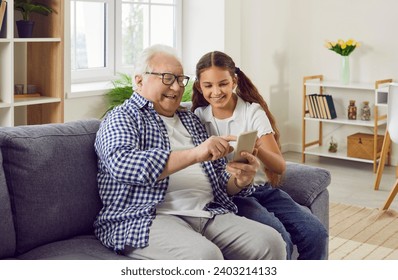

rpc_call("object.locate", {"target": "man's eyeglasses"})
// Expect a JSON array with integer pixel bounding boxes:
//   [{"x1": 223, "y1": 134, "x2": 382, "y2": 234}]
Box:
[{"x1": 145, "y1": 72, "x2": 190, "y2": 87}]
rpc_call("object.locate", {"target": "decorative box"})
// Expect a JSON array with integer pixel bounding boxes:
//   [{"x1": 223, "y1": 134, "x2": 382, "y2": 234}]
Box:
[{"x1": 347, "y1": 133, "x2": 384, "y2": 160}]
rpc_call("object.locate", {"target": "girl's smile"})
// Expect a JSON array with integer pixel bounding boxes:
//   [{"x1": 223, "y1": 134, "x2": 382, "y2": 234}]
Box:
[{"x1": 197, "y1": 66, "x2": 238, "y2": 118}]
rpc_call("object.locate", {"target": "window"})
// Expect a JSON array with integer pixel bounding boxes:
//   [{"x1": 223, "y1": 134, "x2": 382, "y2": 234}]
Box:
[{"x1": 70, "y1": 0, "x2": 180, "y2": 84}]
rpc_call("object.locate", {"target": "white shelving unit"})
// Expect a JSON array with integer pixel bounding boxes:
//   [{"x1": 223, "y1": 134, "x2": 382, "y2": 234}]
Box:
[
  {"x1": 0, "y1": 0, "x2": 64, "y2": 127},
  {"x1": 302, "y1": 75, "x2": 392, "y2": 172}
]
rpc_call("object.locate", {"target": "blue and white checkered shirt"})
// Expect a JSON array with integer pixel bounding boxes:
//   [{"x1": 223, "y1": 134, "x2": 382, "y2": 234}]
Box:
[{"x1": 93, "y1": 93, "x2": 253, "y2": 252}]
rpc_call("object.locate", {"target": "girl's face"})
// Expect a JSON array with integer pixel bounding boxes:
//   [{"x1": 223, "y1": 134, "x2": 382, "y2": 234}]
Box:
[{"x1": 197, "y1": 66, "x2": 237, "y2": 110}]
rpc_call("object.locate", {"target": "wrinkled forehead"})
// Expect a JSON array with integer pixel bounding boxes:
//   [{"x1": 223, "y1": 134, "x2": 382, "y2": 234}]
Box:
[{"x1": 149, "y1": 53, "x2": 184, "y2": 74}]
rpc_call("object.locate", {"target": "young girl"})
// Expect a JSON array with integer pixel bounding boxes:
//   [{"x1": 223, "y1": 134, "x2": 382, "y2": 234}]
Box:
[{"x1": 191, "y1": 51, "x2": 328, "y2": 260}]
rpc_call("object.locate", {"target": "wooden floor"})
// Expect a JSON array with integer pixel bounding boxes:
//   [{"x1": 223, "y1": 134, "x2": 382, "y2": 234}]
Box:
[
  {"x1": 329, "y1": 202, "x2": 398, "y2": 259},
  {"x1": 283, "y1": 152, "x2": 398, "y2": 211}
]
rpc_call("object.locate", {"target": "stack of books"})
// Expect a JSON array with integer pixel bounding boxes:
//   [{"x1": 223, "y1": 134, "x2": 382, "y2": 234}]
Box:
[{"x1": 306, "y1": 94, "x2": 337, "y2": 119}]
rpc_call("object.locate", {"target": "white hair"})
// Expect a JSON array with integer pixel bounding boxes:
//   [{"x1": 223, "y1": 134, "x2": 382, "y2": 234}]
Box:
[{"x1": 133, "y1": 44, "x2": 182, "y2": 78}]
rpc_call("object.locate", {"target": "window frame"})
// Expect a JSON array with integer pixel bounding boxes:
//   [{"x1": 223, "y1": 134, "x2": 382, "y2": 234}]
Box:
[
  {"x1": 70, "y1": 0, "x2": 115, "y2": 83},
  {"x1": 70, "y1": 0, "x2": 182, "y2": 86}
]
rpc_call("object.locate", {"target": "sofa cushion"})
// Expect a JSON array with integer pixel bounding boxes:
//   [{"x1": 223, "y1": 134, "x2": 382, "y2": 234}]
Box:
[
  {"x1": 279, "y1": 162, "x2": 331, "y2": 207},
  {"x1": 0, "y1": 151, "x2": 16, "y2": 258},
  {"x1": 17, "y1": 235, "x2": 128, "y2": 260},
  {"x1": 0, "y1": 119, "x2": 102, "y2": 255}
]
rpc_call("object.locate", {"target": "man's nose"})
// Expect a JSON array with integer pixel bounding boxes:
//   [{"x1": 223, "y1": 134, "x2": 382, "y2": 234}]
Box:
[{"x1": 170, "y1": 78, "x2": 181, "y2": 90}]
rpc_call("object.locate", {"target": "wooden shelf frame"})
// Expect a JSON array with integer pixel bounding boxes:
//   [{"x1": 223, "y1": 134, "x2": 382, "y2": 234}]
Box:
[
  {"x1": 302, "y1": 75, "x2": 392, "y2": 173},
  {"x1": 0, "y1": 0, "x2": 64, "y2": 127}
]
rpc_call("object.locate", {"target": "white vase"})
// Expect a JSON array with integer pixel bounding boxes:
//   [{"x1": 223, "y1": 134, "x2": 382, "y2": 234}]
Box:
[{"x1": 340, "y1": 56, "x2": 350, "y2": 85}]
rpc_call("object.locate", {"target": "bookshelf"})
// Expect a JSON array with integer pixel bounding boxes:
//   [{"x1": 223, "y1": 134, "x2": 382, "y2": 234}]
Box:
[
  {"x1": 0, "y1": 0, "x2": 64, "y2": 127},
  {"x1": 302, "y1": 75, "x2": 392, "y2": 172}
]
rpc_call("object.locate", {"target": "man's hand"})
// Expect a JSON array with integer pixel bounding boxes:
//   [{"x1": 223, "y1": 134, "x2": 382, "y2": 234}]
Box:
[{"x1": 193, "y1": 135, "x2": 235, "y2": 162}]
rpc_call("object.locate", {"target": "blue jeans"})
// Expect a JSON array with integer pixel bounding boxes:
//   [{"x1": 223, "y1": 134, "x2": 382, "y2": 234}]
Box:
[{"x1": 233, "y1": 183, "x2": 328, "y2": 260}]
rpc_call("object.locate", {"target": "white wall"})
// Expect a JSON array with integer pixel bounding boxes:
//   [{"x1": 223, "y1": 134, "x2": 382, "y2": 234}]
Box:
[
  {"x1": 181, "y1": 0, "x2": 242, "y2": 73},
  {"x1": 240, "y1": 0, "x2": 291, "y2": 149},
  {"x1": 181, "y1": 0, "x2": 226, "y2": 75},
  {"x1": 64, "y1": 95, "x2": 108, "y2": 122},
  {"x1": 284, "y1": 0, "x2": 398, "y2": 163}
]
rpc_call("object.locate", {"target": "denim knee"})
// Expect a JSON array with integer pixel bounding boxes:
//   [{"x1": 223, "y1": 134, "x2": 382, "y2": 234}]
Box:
[{"x1": 295, "y1": 221, "x2": 328, "y2": 260}]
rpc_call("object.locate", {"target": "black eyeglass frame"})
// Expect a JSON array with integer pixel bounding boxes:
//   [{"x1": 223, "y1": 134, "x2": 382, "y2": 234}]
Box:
[{"x1": 145, "y1": 72, "x2": 190, "y2": 87}]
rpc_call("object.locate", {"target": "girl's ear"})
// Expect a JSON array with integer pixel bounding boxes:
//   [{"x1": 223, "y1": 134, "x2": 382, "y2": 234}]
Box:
[
  {"x1": 194, "y1": 79, "x2": 202, "y2": 93},
  {"x1": 232, "y1": 76, "x2": 238, "y2": 91}
]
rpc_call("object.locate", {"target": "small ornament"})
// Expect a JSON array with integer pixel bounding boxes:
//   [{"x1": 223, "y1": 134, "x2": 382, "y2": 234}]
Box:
[
  {"x1": 361, "y1": 101, "x2": 371, "y2": 121},
  {"x1": 328, "y1": 137, "x2": 338, "y2": 153},
  {"x1": 348, "y1": 100, "x2": 357, "y2": 120}
]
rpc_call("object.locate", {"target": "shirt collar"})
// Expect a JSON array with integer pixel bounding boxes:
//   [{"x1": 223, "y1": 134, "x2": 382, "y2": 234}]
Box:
[{"x1": 131, "y1": 92, "x2": 154, "y2": 109}]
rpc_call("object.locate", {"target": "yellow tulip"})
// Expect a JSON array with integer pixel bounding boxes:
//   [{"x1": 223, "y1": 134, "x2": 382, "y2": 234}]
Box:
[{"x1": 325, "y1": 38, "x2": 360, "y2": 55}]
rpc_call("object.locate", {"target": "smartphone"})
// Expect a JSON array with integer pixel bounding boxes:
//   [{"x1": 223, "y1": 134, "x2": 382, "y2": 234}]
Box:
[{"x1": 232, "y1": 130, "x2": 258, "y2": 163}]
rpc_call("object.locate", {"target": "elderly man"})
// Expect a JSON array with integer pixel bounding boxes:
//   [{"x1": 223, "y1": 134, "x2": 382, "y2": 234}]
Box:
[{"x1": 94, "y1": 44, "x2": 286, "y2": 260}]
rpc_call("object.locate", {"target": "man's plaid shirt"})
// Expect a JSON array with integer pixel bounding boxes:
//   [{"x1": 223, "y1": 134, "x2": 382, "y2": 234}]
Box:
[{"x1": 93, "y1": 93, "x2": 253, "y2": 252}]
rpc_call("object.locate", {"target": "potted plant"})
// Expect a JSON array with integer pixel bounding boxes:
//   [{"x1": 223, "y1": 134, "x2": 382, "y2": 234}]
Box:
[
  {"x1": 328, "y1": 137, "x2": 338, "y2": 153},
  {"x1": 14, "y1": 0, "x2": 53, "y2": 38}
]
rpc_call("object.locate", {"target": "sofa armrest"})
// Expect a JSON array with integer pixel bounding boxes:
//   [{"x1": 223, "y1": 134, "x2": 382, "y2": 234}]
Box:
[{"x1": 278, "y1": 162, "x2": 331, "y2": 207}]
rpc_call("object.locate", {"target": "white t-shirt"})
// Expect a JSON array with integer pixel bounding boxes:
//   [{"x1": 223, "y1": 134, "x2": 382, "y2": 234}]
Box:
[
  {"x1": 194, "y1": 96, "x2": 274, "y2": 185},
  {"x1": 156, "y1": 114, "x2": 213, "y2": 218}
]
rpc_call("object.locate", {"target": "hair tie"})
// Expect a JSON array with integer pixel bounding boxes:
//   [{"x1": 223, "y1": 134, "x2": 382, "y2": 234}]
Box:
[{"x1": 235, "y1": 67, "x2": 241, "y2": 74}]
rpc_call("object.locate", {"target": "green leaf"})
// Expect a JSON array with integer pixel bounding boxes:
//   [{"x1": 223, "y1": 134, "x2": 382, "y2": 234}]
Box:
[
  {"x1": 181, "y1": 80, "x2": 194, "y2": 102},
  {"x1": 102, "y1": 73, "x2": 134, "y2": 118}
]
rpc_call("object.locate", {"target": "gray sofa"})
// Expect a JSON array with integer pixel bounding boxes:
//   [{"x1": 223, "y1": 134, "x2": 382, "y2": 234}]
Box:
[{"x1": 0, "y1": 119, "x2": 330, "y2": 260}]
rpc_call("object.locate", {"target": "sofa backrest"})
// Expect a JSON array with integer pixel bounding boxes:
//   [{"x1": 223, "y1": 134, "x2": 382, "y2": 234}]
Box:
[{"x1": 0, "y1": 119, "x2": 102, "y2": 256}]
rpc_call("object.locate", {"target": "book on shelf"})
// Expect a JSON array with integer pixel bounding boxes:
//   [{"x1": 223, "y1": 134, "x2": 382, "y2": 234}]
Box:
[
  {"x1": 311, "y1": 94, "x2": 321, "y2": 118},
  {"x1": 306, "y1": 95, "x2": 315, "y2": 117},
  {"x1": 317, "y1": 94, "x2": 327, "y2": 119},
  {"x1": 306, "y1": 94, "x2": 337, "y2": 119},
  {"x1": 325, "y1": 95, "x2": 337, "y2": 119},
  {"x1": 321, "y1": 95, "x2": 331, "y2": 119},
  {"x1": 0, "y1": 1, "x2": 6, "y2": 32},
  {"x1": 307, "y1": 94, "x2": 315, "y2": 117}
]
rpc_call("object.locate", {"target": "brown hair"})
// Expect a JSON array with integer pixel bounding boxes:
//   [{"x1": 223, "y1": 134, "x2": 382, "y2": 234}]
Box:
[{"x1": 192, "y1": 51, "x2": 282, "y2": 186}]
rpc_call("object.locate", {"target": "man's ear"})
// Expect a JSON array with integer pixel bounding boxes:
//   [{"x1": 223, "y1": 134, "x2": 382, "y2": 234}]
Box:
[{"x1": 135, "y1": 75, "x2": 143, "y2": 88}]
